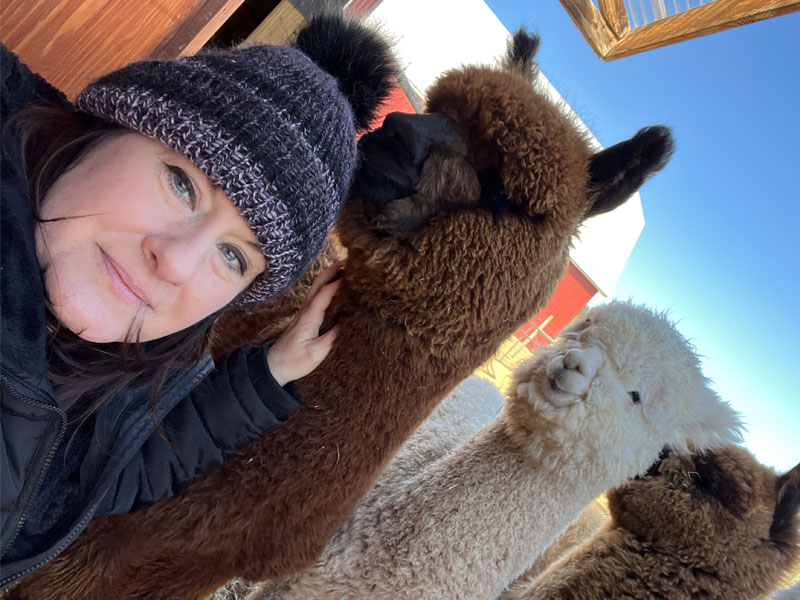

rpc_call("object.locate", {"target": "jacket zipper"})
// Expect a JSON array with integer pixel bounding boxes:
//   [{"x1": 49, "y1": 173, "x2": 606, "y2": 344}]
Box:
[
  {"x1": 0, "y1": 373, "x2": 67, "y2": 569},
  {"x1": 0, "y1": 505, "x2": 97, "y2": 587}
]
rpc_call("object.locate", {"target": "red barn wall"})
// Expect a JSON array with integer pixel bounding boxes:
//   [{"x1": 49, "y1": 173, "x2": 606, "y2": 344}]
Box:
[
  {"x1": 344, "y1": 0, "x2": 384, "y2": 18},
  {"x1": 365, "y1": 85, "x2": 416, "y2": 133}
]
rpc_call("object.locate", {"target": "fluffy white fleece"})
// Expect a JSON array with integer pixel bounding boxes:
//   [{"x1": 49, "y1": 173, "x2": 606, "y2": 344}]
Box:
[{"x1": 244, "y1": 301, "x2": 743, "y2": 600}]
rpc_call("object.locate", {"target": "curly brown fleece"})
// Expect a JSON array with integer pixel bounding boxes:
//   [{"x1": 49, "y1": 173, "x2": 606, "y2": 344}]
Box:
[
  {"x1": 11, "y1": 30, "x2": 673, "y2": 600},
  {"x1": 508, "y1": 446, "x2": 800, "y2": 600}
]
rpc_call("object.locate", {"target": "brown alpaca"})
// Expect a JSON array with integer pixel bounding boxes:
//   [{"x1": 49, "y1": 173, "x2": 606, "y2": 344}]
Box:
[
  {"x1": 10, "y1": 30, "x2": 674, "y2": 600},
  {"x1": 507, "y1": 446, "x2": 800, "y2": 600}
]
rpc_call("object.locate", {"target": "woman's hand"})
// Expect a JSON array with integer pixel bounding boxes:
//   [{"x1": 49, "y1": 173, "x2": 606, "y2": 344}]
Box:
[{"x1": 266, "y1": 262, "x2": 343, "y2": 387}]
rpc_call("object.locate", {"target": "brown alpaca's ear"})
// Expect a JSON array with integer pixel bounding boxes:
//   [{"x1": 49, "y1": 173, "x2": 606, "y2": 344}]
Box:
[
  {"x1": 770, "y1": 462, "x2": 800, "y2": 553},
  {"x1": 690, "y1": 452, "x2": 750, "y2": 517},
  {"x1": 502, "y1": 28, "x2": 541, "y2": 81},
  {"x1": 585, "y1": 126, "x2": 674, "y2": 218}
]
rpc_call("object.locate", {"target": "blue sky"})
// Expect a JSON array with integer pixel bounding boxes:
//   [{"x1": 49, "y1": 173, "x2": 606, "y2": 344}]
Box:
[{"x1": 484, "y1": 2, "x2": 799, "y2": 472}]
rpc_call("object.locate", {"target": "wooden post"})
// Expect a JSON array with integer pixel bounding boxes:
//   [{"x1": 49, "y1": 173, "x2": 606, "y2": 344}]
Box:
[
  {"x1": 559, "y1": 0, "x2": 620, "y2": 57},
  {"x1": 559, "y1": 0, "x2": 800, "y2": 61},
  {"x1": 598, "y1": 0, "x2": 631, "y2": 37},
  {"x1": 604, "y1": 0, "x2": 800, "y2": 60},
  {"x1": 243, "y1": 0, "x2": 307, "y2": 46},
  {"x1": 152, "y1": 0, "x2": 246, "y2": 58}
]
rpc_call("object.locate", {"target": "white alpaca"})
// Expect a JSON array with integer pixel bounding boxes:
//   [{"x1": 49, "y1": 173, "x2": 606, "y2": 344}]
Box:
[{"x1": 245, "y1": 301, "x2": 744, "y2": 600}]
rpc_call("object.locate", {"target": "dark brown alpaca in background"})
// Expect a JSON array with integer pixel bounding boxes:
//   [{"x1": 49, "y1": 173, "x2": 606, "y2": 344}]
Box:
[
  {"x1": 11, "y1": 29, "x2": 674, "y2": 600},
  {"x1": 508, "y1": 446, "x2": 800, "y2": 600}
]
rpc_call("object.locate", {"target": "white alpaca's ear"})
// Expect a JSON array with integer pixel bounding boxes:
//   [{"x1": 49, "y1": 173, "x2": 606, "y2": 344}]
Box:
[{"x1": 674, "y1": 387, "x2": 745, "y2": 452}]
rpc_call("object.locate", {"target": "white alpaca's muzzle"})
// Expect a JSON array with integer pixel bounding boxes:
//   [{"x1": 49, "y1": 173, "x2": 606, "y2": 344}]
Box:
[{"x1": 542, "y1": 345, "x2": 605, "y2": 406}]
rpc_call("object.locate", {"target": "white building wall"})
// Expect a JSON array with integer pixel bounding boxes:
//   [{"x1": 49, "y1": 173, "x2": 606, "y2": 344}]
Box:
[{"x1": 367, "y1": 0, "x2": 644, "y2": 296}]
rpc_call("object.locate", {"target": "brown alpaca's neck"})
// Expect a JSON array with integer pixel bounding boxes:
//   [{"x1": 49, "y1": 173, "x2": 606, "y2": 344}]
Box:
[{"x1": 299, "y1": 280, "x2": 523, "y2": 447}]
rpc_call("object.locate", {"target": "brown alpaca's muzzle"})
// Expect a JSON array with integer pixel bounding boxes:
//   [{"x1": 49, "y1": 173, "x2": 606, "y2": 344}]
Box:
[{"x1": 353, "y1": 112, "x2": 464, "y2": 207}]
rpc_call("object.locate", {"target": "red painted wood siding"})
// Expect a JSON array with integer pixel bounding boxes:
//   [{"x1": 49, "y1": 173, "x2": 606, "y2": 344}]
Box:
[
  {"x1": 344, "y1": 0, "x2": 384, "y2": 18},
  {"x1": 366, "y1": 85, "x2": 416, "y2": 132},
  {"x1": 514, "y1": 261, "x2": 598, "y2": 352}
]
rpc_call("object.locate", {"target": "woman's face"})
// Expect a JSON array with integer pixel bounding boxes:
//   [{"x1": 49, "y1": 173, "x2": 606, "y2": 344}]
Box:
[{"x1": 36, "y1": 133, "x2": 266, "y2": 343}]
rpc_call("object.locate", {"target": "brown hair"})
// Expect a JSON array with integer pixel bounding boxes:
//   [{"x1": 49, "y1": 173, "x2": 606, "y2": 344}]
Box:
[{"x1": 8, "y1": 102, "x2": 217, "y2": 420}]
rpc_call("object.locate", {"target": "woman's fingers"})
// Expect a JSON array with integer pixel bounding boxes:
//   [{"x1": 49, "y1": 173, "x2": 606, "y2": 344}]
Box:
[
  {"x1": 265, "y1": 265, "x2": 343, "y2": 387},
  {"x1": 304, "y1": 261, "x2": 344, "y2": 304},
  {"x1": 300, "y1": 279, "x2": 341, "y2": 332},
  {"x1": 307, "y1": 324, "x2": 339, "y2": 364}
]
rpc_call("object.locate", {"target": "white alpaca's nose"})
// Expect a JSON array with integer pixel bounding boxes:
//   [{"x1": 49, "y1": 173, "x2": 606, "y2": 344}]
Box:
[
  {"x1": 563, "y1": 347, "x2": 602, "y2": 378},
  {"x1": 543, "y1": 345, "x2": 605, "y2": 403}
]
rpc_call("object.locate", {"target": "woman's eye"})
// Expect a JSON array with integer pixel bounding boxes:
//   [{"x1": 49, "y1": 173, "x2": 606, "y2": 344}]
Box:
[
  {"x1": 219, "y1": 244, "x2": 248, "y2": 276},
  {"x1": 167, "y1": 165, "x2": 196, "y2": 207}
]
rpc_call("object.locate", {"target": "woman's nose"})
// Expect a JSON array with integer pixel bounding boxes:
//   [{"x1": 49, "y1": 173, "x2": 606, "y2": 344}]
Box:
[{"x1": 141, "y1": 231, "x2": 206, "y2": 286}]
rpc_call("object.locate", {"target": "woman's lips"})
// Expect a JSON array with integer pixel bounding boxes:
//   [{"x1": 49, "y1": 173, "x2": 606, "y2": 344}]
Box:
[{"x1": 101, "y1": 249, "x2": 152, "y2": 308}]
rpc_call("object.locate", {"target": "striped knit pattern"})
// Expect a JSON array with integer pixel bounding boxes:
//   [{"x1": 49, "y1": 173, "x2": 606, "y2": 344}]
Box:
[{"x1": 76, "y1": 45, "x2": 356, "y2": 306}]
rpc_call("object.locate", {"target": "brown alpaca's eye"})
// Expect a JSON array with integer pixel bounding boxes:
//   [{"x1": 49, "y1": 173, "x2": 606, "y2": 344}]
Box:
[{"x1": 629, "y1": 391, "x2": 641, "y2": 404}]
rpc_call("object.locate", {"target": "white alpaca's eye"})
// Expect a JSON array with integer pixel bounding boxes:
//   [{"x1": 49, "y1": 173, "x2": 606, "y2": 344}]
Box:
[{"x1": 628, "y1": 391, "x2": 641, "y2": 404}]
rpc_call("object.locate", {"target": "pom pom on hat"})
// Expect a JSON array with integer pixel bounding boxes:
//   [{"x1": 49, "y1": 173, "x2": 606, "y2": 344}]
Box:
[
  {"x1": 76, "y1": 13, "x2": 396, "y2": 308},
  {"x1": 294, "y1": 14, "x2": 396, "y2": 131}
]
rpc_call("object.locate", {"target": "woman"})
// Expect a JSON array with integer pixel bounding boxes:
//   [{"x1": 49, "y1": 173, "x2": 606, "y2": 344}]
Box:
[{"x1": 0, "y1": 15, "x2": 395, "y2": 586}]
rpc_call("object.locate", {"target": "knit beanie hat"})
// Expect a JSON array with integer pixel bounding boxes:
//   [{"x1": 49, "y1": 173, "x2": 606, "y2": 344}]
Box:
[{"x1": 75, "y1": 14, "x2": 395, "y2": 307}]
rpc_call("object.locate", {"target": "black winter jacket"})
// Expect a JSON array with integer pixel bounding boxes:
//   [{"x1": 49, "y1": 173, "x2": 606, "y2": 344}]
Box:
[{"x1": 0, "y1": 45, "x2": 301, "y2": 586}]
